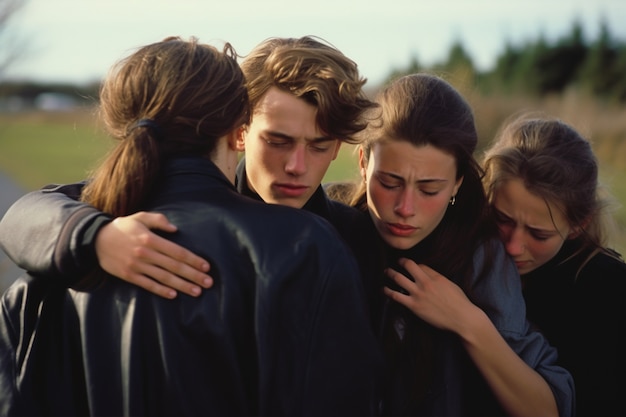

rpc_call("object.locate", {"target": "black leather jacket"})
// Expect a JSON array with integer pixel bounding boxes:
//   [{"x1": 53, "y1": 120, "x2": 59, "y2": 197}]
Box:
[
  {"x1": 236, "y1": 159, "x2": 386, "y2": 327},
  {"x1": 0, "y1": 159, "x2": 386, "y2": 323},
  {"x1": 0, "y1": 157, "x2": 384, "y2": 416}
]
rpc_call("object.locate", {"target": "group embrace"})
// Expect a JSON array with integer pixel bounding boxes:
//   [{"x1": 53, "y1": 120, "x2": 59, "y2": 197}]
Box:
[{"x1": 0, "y1": 35, "x2": 624, "y2": 417}]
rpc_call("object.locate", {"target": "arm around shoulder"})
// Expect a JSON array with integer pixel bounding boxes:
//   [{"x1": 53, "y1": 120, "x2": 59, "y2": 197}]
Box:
[{"x1": 0, "y1": 183, "x2": 111, "y2": 280}]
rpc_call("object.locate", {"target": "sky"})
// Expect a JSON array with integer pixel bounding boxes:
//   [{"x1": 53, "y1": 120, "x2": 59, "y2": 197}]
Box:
[{"x1": 4, "y1": 0, "x2": 626, "y2": 88}]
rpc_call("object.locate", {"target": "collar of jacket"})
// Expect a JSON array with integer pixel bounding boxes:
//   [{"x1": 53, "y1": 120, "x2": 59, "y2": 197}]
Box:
[
  {"x1": 235, "y1": 157, "x2": 333, "y2": 222},
  {"x1": 159, "y1": 156, "x2": 236, "y2": 195}
]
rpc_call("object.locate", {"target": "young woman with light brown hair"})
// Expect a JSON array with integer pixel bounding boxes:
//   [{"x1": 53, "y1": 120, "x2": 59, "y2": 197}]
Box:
[{"x1": 482, "y1": 114, "x2": 626, "y2": 417}]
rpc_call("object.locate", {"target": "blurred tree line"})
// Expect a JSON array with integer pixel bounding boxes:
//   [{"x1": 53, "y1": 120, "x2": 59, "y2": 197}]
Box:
[
  {"x1": 1, "y1": 19, "x2": 626, "y2": 105},
  {"x1": 0, "y1": 80, "x2": 100, "y2": 107},
  {"x1": 387, "y1": 19, "x2": 626, "y2": 103}
]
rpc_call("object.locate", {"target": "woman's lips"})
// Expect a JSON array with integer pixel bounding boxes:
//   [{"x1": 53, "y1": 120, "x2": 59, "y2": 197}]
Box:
[{"x1": 387, "y1": 222, "x2": 417, "y2": 237}]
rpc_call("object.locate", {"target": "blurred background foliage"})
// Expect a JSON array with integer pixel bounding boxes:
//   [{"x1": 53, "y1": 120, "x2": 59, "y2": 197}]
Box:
[{"x1": 0, "y1": 17, "x2": 625, "y2": 254}]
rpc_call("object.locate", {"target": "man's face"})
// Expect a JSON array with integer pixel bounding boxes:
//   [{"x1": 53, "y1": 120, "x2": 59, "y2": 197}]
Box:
[{"x1": 238, "y1": 87, "x2": 341, "y2": 209}]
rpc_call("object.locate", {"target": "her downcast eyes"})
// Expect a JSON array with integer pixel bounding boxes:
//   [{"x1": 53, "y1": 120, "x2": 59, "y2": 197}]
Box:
[
  {"x1": 379, "y1": 181, "x2": 395, "y2": 190},
  {"x1": 530, "y1": 232, "x2": 551, "y2": 242},
  {"x1": 494, "y1": 211, "x2": 552, "y2": 241},
  {"x1": 494, "y1": 210, "x2": 514, "y2": 225},
  {"x1": 377, "y1": 178, "x2": 440, "y2": 196},
  {"x1": 376, "y1": 175, "x2": 400, "y2": 190},
  {"x1": 421, "y1": 190, "x2": 438, "y2": 196}
]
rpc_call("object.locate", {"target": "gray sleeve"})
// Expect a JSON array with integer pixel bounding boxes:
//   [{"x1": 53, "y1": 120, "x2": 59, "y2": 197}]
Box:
[
  {"x1": 0, "y1": 184, "x2": 111, "y2": 282},
  {"x1": 470, "y1": 240, "x2": 575, "y2": 417}
]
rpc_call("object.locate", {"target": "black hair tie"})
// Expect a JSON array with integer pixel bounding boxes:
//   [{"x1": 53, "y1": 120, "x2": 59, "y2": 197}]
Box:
[{"x1": 128, "y1": 118, "x2": 164, "y2": 141}]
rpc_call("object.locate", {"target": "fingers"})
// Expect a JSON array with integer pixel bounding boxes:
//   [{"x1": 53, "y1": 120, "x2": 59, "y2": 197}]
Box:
[
  {"x1": 128, "y1": 274, "x2": 178, "y2": 299},
  {"x1": 409, "y1": 262, "x2": 438, "y2": 278},
  {"x1": 129, "y1": 262, "x2": 205, "y2": 298},
  {"x1": 124, "y1": 243, "x2": 213, "y2": 296},
  {"x1": 96, "y1": 213, "x2": 213, "y2": 299},
  {"x1": 384, "y1": 267, "x2": 415, "y2": 295},
  {"x1": 130, "y1": 211, "x2": 178, "y2": 233},
  {"x1": 148, "y1": 236, "x2": 211, "y2": 278},
  {"x1": 398, "y1": 258, "x2": 431, "y2": 282}
]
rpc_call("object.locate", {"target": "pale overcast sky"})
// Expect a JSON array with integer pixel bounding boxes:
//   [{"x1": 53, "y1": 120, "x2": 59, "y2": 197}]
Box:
[{"x1": 4, "y1": 0, "x2": 626, "y2": 87}]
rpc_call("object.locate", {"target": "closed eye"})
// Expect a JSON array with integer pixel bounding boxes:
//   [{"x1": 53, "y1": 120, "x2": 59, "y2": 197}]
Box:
[
  {"x1": 528, "y1": 229, "x2": 555, "y2": 241},
  {"x1": 264, "y1": 138, "x2": 290, "y2": 147},
  {"x1": 494, "y1": 210, "x2": 515, "y2": 226},
  {"x1": 309, "y1": 142, "x2": 333, "y2": 152},
  {"x1": 376, "y1": 173, "x2": 402, "y2": 189}
]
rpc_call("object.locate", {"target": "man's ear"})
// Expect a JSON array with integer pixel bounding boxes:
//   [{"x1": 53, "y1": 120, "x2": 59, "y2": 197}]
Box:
[{"x1": 235, "y1": 126, "x2": 246, "y2": 152}]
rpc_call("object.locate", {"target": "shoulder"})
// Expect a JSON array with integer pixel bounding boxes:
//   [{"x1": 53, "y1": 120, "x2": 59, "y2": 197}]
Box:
[
  {"x1": 40, "y1": 181, "x2": 88, "y2": 199},
  {"x1": 321, "y1": 184, "x2": 369, "y2": 227},
  {"x1": 468, "y1": 238, "x2": 527, "y2": 325},
  {"x1": 247, "y1": 199, "x2": 350, "y2": 246},
  {"x1": 578, "y1": 249, "x2": 626, "y2": 288},
  {"x1": 326, "y1": 197, "x2": 367, "y2": 222},
  {"x1": 471, "y1": 237, "x2": 513, "y2": 272}
]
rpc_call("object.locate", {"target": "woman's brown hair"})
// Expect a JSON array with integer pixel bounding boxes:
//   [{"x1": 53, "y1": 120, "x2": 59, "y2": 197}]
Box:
[
  {"x1": 81, "y1": 36, "x2": 249, "y2": 216},
  {"x1": 353, "y1": 73, "x2": 496, "y2": 286}
]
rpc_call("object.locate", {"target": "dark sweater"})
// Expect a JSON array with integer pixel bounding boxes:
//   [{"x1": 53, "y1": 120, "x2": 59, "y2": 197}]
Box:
[{"x1": 522, "y1": 240, "x2": 626, "y2": 417}]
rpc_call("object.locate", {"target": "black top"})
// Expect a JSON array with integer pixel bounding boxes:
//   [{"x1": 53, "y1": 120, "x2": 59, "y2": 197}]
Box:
[
  {"x1": 522, "y1": 240, "x2": 626, "y2": 417},
  {"x1": 0, "y1": 157, "x2": 384, "y2": 416},
  {"x1": 236, "y1": 158, "x2": 386, "y2": 328}
]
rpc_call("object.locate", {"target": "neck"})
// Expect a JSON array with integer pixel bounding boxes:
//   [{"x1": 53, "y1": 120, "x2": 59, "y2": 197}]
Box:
[{"x1": 211, "y1": 136, "x2": 239, "y2": 185}]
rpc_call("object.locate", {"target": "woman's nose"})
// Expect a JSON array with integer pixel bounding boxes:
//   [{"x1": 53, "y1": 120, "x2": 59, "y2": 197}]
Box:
[{"x1": 394, "y1": 189, "x2": 415, "y2": 218}]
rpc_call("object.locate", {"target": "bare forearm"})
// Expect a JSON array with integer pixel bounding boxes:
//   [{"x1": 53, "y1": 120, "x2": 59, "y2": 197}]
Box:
[{"x1": 459, "y1": 308, "x2": 558, "y2": 417}]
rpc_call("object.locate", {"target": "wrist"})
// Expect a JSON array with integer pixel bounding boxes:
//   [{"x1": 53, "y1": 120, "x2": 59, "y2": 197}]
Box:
[{"x1": 456, "y1": 305, "x2": 490, "y2": 346}]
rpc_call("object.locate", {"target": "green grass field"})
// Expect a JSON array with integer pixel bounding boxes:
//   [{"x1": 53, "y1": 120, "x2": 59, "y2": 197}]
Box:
[
  {"x1": 0, "y1": 109, "x2": 112, "y2": 188},
  {"x1": 1, "y1": 106, "x2": 625, "y2": 255}
]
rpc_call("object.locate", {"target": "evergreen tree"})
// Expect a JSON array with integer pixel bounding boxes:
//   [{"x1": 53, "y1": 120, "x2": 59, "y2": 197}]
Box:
[
  {"x1": 436, "y1": 40, "x2": 476, "y2": 90},
  {"x1": 489, "y1": 40, "x2": 523, "y2": 93},
  {"x1": 578, "y1": 18, "x2": 619, "y2": 97},
  {"x1": 511, "y1": 34, "x2": 550, "y2": 95},
  {"x1": 611, "y1": 45, "x2": 626, "y2": 102}
]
